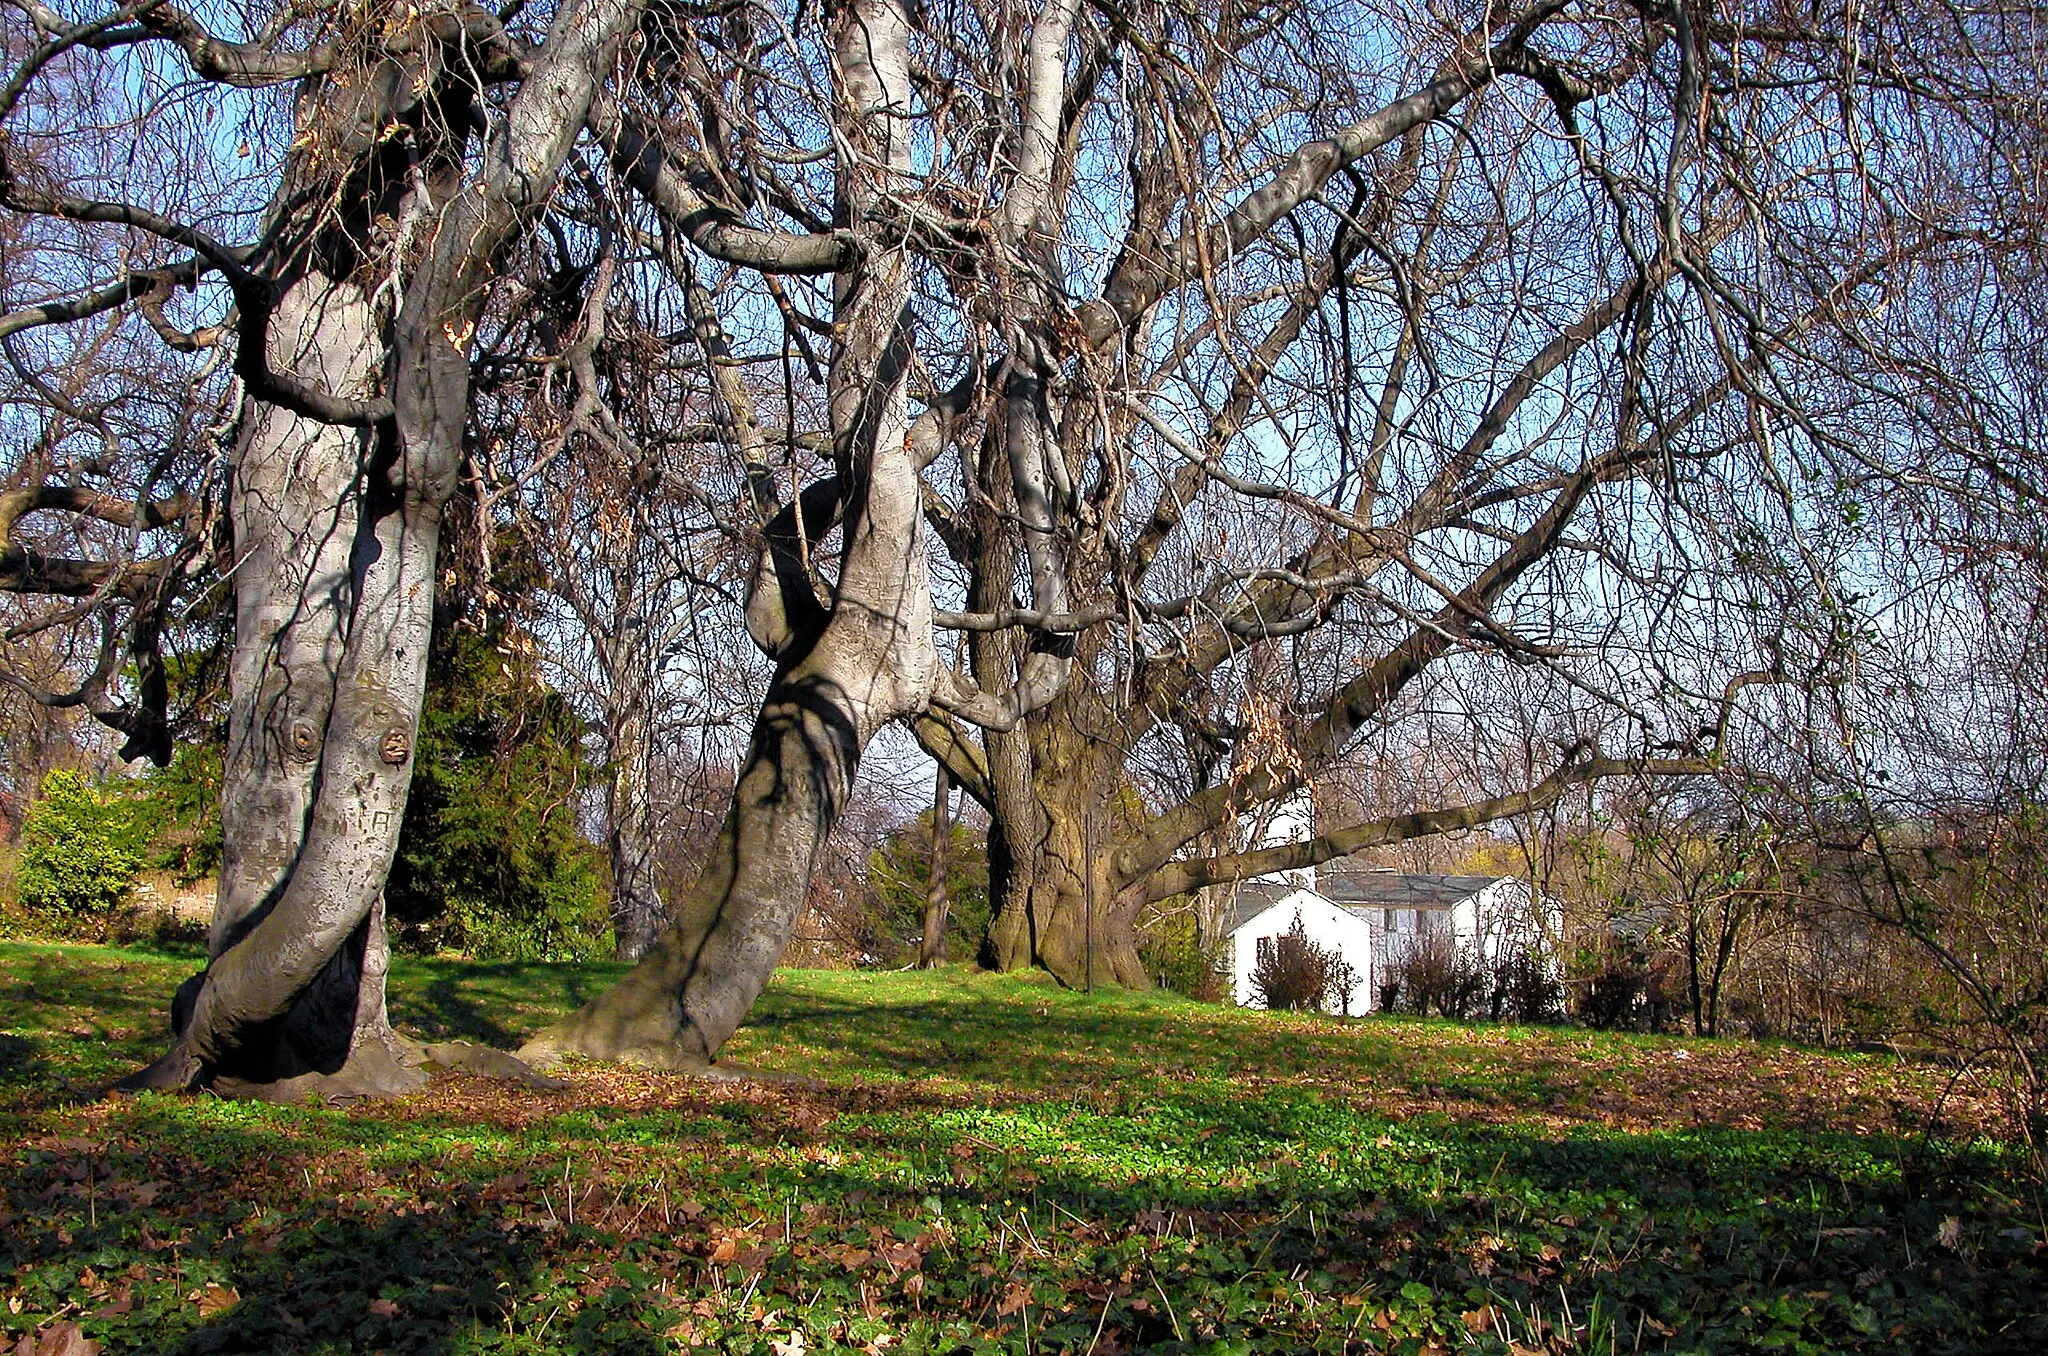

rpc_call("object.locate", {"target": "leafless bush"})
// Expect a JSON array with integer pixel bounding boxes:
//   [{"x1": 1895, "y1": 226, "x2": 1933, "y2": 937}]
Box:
[
  {"x1": 1570, "y1": 938, "x2": 1682, "y2": 1032},
  {"x1": 1381, "y1": 932, "x2": 1484, "y2": 1019},
  {"x1": 1487, "y1": 950, "x2": 1566, "y2": 1024},
  {"x1": 1251, "y1": 917, "x2": 1359, "y2": 1014}
]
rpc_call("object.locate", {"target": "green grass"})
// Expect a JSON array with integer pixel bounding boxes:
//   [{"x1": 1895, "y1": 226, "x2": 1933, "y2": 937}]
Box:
[{"x1": 2, "y1": 942, "x2": 2043, "y2": 1354}]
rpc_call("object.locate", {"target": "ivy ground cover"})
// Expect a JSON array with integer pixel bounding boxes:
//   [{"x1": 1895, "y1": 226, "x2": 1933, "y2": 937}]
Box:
[{"x1": 2, "y1": 942, "x2": 2043, "y2": 1354}]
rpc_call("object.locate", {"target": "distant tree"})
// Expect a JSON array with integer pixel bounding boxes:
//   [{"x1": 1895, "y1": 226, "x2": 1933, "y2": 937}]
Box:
[
  {"x1": 15, "y1": 769, "x2": 146, "y2": 915},
  {"x1": 385, "y1": 589, "x2": 606, "y2": 962},
  {"x1": 867, "y1": 808, "x2": 990, "y2": 968},
  {"x1": 483, "y1": 310, "x2": 762, "y2": 962}
]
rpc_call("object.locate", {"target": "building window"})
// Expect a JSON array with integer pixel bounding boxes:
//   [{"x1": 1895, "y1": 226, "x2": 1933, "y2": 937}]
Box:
[{"x1": 1255, "y1": 935, "x2": 1275, "y2": 965}]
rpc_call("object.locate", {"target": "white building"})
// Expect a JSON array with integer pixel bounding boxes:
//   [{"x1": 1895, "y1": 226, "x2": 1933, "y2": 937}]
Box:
[
  {"x1": 1226, "y1": 880, "x2": 1377, "y2": 1015},
  {"x1": 1225, "y1": 859, "x2": 1561, "y2": 1014}
]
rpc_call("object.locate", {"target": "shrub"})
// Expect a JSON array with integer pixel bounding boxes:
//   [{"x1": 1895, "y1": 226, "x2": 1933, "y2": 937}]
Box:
[
  {"x1": 1251, "y1": 915, "x2": 1360, "y2": 1013},
  {"x1": 1381, "y1": 931, "x2": 1484, "y2": 1018},
  {"x1": 1571, "y1": 939, "x2": 1647, "y2": 1029},
  {"x1": 1570, "y1": 937, "x2": 1683, "y2": 1031},
  {"x1": 138, "y1": 745, "x2": 224, "y2": 882},
  {"x1": 866, "y1": 813, "x2": 991, "y2": 966},
  {"x1": 1487, "y1": 948, "x2": 1567, "y2": 1024},
  {"x1": 1140, "y1": 911, "x2": 1229, "y2": 1001},
  {"x1": 385, "y1": 623, "x2": 609, "y2": 960},
  {"x1": 16, "y1": 770, "x2": 149, "y2": 919}
]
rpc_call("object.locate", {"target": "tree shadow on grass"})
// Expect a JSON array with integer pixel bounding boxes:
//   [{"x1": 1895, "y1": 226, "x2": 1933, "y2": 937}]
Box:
[
  {"x1": 4, "y1": 1121, "x2": 670, "y2": 1355},
  {"x1": 388, "y1": 960, "x2": 617, "y2": 1048},
  {"x1": 171, "y1": 1203, "x2": 674, "y2": 1356},
  {"x1": 174, "y1": 1205, "x2": 559, "y2": 1355},
  {"x1": 766, "y1": 1090, "x2": 2046, "y2": 1354},
  {"x1": 0, "y1": 950, "x2": 181, "y2": 1104},
  {"x1": 0, "y1": 1034, "x2": 34, "y2": 1095}
]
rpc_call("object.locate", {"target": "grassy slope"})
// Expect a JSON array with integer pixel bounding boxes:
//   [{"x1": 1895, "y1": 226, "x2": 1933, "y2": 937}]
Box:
[{"x1": 0, "y1": 941, "x2": 2041, "y2": 1355}]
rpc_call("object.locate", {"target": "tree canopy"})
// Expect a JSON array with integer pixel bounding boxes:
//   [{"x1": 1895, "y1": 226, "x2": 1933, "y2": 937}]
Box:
[{"x1": 0, "y1": 0, "x2": 2042, "y2": 1091}]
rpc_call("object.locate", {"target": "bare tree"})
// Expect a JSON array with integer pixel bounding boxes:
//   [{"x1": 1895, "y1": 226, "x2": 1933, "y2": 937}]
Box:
[
  {"x1": 896, "y1": 0, "x2": 2048, "y2": 987},
  {"x1": 480, "y1": 286, "x2": 762, "y2": 961},
  {"x1": 2, "y1": 0, "x2": 700, "y2": 1094},
  {"x1": 5, "y1": 0, "x2": 2042, "y2": 1093}
]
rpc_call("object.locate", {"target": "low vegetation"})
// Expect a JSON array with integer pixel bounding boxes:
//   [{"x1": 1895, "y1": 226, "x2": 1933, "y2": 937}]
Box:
[{"x1": 4, "y1": 943, "x2": 2043, "y2": 1354}]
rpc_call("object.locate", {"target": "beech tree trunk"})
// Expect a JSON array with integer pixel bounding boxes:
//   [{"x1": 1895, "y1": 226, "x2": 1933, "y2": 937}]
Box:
[
  {"x1": 918, "y1": 763, "x2": 951, "y2": 967},
  {"x1": 117, "y1": 0, "x2": 646, "y2": 1096},
  {"x1": 139, "y1": 271, "x2": 445, "y2": 1098},
  {"x1": 517, "y1": 422, "x2": 939, "y2": 1066},
  {"x1": 183, "y1": 274, "x2": 425, "y2": 1092},
  {"x1": 519, "y1": 0, "x2": 937, "y2": 1071},
  {"x1": 981, "y1": 700, "x2": 1149, "y2": 989}
]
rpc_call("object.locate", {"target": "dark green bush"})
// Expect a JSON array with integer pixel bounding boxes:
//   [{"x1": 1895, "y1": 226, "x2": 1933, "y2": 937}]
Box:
[
  {"x1": 138, "y1": 745, "x2": 224, "y2": 882},
  {"x1": 15, "y1": 770, "x2": 150, "y2": 918},
  {"x1": 385, "y1": 623, "x2": 609, "y2": 961}
]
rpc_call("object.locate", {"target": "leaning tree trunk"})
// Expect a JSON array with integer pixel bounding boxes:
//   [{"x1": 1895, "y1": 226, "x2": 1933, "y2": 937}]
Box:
[
  {"x1": 185, "y1": 273, "x2": 402, "y2": 1087},
  {"x1": 519, "y1": 0, "x2": 934, "y2": 1071},
  {"x1": 115, "y1": 0, "x2": 648, "y2": 1098},
  {"x1": 517, "y1": 422, "x2": 939, "y2": 1068}
]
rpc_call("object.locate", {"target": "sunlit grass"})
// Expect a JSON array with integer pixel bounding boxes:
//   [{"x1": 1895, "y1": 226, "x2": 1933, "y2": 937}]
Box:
[{"x1": 2, "y1": 942, "x2": 2041, "y2": 1354}]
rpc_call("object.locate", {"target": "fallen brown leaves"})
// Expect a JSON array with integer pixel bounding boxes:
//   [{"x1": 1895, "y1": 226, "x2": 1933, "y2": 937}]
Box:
[
  {"x1": 10, "y1": 1322, "x2": 94, "y2": 1356},
  {"x1": 1212, "y1": 1021, "x2": 2007, "y2": 1142},
  {"x1": 340, "y1": 1025, "x2": 2009, "y2": 1149}
]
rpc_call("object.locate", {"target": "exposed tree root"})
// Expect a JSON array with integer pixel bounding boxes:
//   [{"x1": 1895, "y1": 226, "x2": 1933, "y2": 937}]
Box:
[
  {"x1": 211, "y1": 1035, "x2": 433, "y2": 1104},
  {"x1": 517, "y1": 1023, "x2": 820, "y2": 1089},
  {"x1": 111, "y1": 1046, "x2": 205, "y2": 1095},
  {"x1": 109, "y1": 1034, "x2": 569, "y2": 1104},
  {"x1": 416, "y1": 1041, "x2": 570, "y2": 1090}
]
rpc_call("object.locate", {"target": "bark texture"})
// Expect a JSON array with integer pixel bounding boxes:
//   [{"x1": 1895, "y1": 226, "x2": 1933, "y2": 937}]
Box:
[
  {"x1": 520, "y1": 0, "x2": 938, "y2": 1070},
  {"x1": 116, "y1": 0, "x2": 648, "y2": 1097}
]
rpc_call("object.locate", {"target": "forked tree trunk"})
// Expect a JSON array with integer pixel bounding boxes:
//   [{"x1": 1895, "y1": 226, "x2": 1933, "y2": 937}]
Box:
[
  {"x1": 138, "y1": 272, "x2": 442, "y2": 1098},
  {"x1": 519, "y1": 0, "x2": 935, "y2": 1071},
  {"x1": 115, "y1": 0, "x2": 649, "y2": 1098}
]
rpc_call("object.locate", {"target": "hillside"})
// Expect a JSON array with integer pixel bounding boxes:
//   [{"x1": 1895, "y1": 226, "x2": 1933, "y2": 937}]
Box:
[{"x1": 2, "y1": 943, "x2": 2042, "y2": 1353}]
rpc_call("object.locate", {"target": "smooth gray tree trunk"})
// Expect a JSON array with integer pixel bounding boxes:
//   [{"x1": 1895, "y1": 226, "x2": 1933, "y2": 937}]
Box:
[
  {"x1": 519, "y1": 0, "x2": 936, "y2": 1071},
  {"x1": 919, "y1": 763, "x2": 952, "y2": 967},
  {"x1": 605, "y1": 664, "x2": 666, "y2": 961}
]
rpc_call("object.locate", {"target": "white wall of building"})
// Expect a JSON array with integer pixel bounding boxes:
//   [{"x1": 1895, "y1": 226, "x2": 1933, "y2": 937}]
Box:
[
  {"x1": 1250, "y1": 790, "x2": 1318, "y2": 894},
  {"x1": 1229, "y1": 891, "x2": 1376, "y2": 1015},
  {"x1": 1460, "y1": 879, "x2": 1564, "y2": 966}
]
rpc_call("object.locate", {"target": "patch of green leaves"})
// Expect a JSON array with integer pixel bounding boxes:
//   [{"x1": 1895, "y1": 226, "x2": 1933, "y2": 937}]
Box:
[{"x1": 3, "y1": 945, "x2": 2044, "y2": 1354}]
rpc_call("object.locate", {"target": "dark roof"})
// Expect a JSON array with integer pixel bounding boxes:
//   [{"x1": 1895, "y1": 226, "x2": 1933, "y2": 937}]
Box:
[
  {"x1": 1605, "y1": 901, "x2": 1674, "y2": 941},
  {"x1": 1223, "y1": 870, "x2": 1513, "y2": 933},
  {"x1": 1315, "y1": 870, "x2": 1504, "y2": 910},
  {"x1": 1222, "y1": 879, "x2": 1301, "y2": 933}
]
